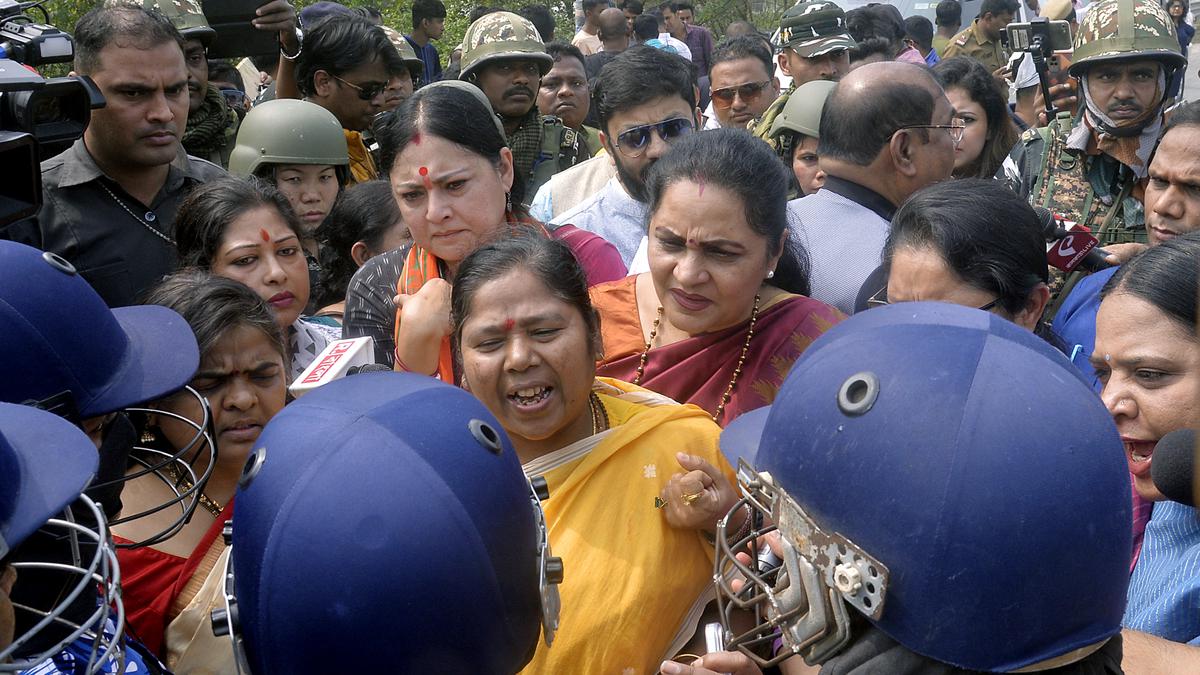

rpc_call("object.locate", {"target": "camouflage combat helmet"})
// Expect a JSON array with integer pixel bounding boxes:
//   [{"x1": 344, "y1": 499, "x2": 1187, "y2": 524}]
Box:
[
  {"x1": 460, "y1": 11, "x2": 553, "y2": 81},
  {"x1": 106, "y1": 0, "x2": 216, "y2": 44},
  {"x1": 381, "y1": 25, "x2": 424, "y2": 77},
  {"x1": 228, "y1": 99, "x2": 350, "y2": 178},
  {"x1": 770, "y1": 79, "x2": 836, "y2": 139},
  {"x1": 1069, "y1": 0, "x2": 1184, "y2": 76},
  {"x1": 776, "y1": 0, "x2": 856, "y2": 57}
]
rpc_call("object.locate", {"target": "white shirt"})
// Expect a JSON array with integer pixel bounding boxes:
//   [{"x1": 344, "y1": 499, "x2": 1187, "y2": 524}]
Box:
[{"x1": 552, "y1": 176, "x2": 647, "y2": 268}]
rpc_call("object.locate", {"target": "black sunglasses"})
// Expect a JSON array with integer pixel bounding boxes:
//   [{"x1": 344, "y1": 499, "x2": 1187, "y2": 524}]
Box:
[
  {"x1": 711, "y1": 80, "x2": 772, "y2": 107},
  {"x1": 613, "y1": 117, "x2": 695, "y2": 158},
  {"x1": 331, "y1": 74, "x2": 387, "y2": 101}
]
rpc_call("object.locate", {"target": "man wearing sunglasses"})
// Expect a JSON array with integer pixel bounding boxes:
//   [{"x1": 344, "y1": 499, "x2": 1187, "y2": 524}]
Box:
[
  {"x1": 707, "y1": 36, "x2": 778, "y2": 129},
  {"x1": 788, "y1": 61, "x2": 958, "y2": 314},
  {"x1": 295, "y1": 14, "x2": 405, "y2": 183},
  {"x1": 552, "y1": 45, "x2": 700, "y2": 269}
]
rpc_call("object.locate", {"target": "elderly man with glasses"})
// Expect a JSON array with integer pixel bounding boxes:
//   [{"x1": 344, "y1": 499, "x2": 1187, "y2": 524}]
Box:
[{"x1": 787, "y1": 61, "x2": 960, "y2": 314}]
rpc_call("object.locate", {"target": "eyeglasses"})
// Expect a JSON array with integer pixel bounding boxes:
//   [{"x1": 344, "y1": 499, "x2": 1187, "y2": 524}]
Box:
[
  {"x1": 867, "y1": 286, "x2": 1002, "y2": 312},
  {"x1": 613, "y1": 117, "x2": 695, "y2": 158},
  {"x1": 897, "y1": 117, "x2": 969, "y2": 142},
  {"x1": 896, "y1": 117, "x2": 967, "y2": 144},
  {"x1": 711, "y1": 80, "x2": 773, "y2": 108},
  {"x1": 330, "y1": 73, "x2": 388, "y2": 101}
]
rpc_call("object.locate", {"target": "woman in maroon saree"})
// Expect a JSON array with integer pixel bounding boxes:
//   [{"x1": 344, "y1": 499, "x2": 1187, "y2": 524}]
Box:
[{"x1": 591, "y1": 130, "x2": 843, "y2": 426}]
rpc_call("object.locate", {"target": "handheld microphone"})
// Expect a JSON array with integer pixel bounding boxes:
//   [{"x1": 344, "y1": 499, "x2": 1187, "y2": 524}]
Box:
[
  {"x1": 1035, "y1": 207, "x2": 1113, "y2": 274},
  {"x1": 288, "y1": 336, "x2": 377, "y2": 398},
  {"x1": 1150, "y1": 429, "x2": 1197, "y2": 507}
]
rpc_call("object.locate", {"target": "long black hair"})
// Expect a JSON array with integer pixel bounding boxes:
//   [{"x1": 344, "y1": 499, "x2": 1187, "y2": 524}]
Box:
[
  {"x1": 644, "y1": 128, "x2": 811, "y2": 296},
  {"x1": 174, "y1": 176, "x2": 303, "y2": 270},
  {"x1": 314, "y1": 180, "x2": 407, "y2": 307},
  {"x1": 933, "y1": 56, "x2": 1020, "y2": 179},
  {"x1": 885, "y1": 178, "x2": 1047, "y2": 318},
  {"x1": 1102, "y1": 231, "x2": 1200, "y2": 330},
  {"x1": 450, "y1": 232, "x2": 600, "y2": 360}
]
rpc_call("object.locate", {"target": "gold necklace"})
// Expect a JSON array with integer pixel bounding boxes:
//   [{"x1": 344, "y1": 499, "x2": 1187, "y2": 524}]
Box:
[
  {"x1": 633, "y1": 295, "x2": 761, "y2": 424},
  {"x1": 164, "y1": 462, "x2": 224, "y2": 518},
  {"x1": 589, "y1": 391, "x2": 609, "y2": 436}
]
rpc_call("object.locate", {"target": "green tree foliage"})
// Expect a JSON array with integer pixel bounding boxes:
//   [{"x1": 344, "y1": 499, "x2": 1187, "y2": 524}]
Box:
[{"x1": 41, "y1": 0, "x2": 797, "y2": 70}]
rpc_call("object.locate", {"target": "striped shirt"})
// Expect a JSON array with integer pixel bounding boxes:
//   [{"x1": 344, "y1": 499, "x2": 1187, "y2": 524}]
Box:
[{"x1": 1123, "y1": 500, "x2": 1200, "y2": 644}]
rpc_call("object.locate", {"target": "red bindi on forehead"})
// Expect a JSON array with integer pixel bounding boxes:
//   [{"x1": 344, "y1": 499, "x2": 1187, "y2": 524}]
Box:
[
  {"x1": 419, "y1": 166, "x2": 433, "y2": 190},
  {"x1": 503, "y1": 318, "x2": 515, "y2": 332},
  {"x1": 259, "y1": 228, "x2": 270, "y2": 242}
]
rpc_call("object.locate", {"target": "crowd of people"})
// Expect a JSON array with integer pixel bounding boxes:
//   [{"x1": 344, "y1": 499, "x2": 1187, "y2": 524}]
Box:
[{"x1": 1, "y1": 0, "x2": 1199, "y2": 672}]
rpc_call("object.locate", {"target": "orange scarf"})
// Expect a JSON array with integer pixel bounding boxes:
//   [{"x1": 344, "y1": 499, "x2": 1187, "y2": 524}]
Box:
[
  {"x1": 393, "y1": 246, "x2": 455, "y2": 383},
  {"x1": 392, "y1": 216, "x2": 551, "y2": 384}
]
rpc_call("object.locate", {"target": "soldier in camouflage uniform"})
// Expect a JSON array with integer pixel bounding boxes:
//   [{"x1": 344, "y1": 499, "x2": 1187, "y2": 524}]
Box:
[
  {"x1": 999, "y1": 0, "x2": 1184, "y2": 249},
  {"x1": 751, "y1": 0, "x2": 855, "y2": 151},
  {"x1": 459, "y1": 11, "x2": 589, "y2": 203}
]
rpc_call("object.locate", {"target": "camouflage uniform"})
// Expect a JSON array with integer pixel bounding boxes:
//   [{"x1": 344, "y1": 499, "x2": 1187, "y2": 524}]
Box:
[
  {"x1": 460, "y1": 12, "x2": 587, "y2": 204},
  {"x1": 944, "y1": 19, "x2": 1011, "y2": 98},
  {"x1": 752, "y1": 1, "x2": 856, "y2": 151},
  {"x1": 999, "y1": 0, "x2": 1183, "y2": 248}
]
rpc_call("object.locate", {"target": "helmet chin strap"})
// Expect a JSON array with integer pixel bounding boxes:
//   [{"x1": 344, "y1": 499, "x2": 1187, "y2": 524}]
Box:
[{"x1": 1080, "y1": 65, "x2": 1168, "y2": 138}]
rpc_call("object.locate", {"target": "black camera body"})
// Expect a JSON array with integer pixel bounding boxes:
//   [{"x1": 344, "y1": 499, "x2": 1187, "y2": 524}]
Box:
[{"x1": 0, "y1": 0, "x2": 104, "y2": 234}]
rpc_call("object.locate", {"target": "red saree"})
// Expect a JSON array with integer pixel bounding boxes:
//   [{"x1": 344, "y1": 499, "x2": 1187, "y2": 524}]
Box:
[
  {"x1": 115, "y1": 503, "x2": 233, "y2": 656},
  {"x1": 591, "y1": 276, "x2": 844, "y2": 426}
]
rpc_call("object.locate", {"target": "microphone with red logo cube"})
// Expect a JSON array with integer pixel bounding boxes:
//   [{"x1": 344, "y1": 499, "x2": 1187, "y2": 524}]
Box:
[
  {"x1": 1036, "y1": 208, "x2": 1114, "y2": 274},
  {"x1": 289, "y1": 336, "x2": 385, "y2": 398}
]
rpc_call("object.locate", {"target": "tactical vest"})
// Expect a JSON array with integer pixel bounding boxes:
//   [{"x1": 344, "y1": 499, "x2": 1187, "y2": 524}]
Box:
[
  {"x1": 1024, "y1": 111, "x2": 1146, "y2": 247},
  {"x1": 752, "y1": 85, "x2": 793, "y2": 152},
  {"x1": 527, "y1": 115, "x2": 584, "y2": 206}
]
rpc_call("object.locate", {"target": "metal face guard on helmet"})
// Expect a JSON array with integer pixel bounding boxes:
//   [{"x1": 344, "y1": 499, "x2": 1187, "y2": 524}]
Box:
[
  {"x1": 714, "y1": 460, "x2": 889, "y2": 668},
  {"x1": 88, "y1": 387, "x2": 218, "y2": 549},
  {"x1": 1, "y1": 496, "x2": 126, "y2": 674}
]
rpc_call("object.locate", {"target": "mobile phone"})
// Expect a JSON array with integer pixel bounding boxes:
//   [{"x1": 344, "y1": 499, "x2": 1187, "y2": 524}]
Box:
[
  {"x1": 201, "y1": 0, "x2": 279, "y2": 58},
  {"x1": 1007, "y1": 20, "x2": 1073, "y2": 53}
]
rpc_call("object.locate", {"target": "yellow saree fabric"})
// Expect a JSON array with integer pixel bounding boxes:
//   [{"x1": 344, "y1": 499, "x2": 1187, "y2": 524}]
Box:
[
  {"x1": 344, "y1": 129, "x2": 378, "y2": 184},
  {"x1": 520, "y1": 378, "x2": 736, "y2": 675}
]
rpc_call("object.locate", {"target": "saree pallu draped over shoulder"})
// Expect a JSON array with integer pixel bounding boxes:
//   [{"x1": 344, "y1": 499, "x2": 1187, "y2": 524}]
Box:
[
  {"x1": 590, "y1": 276, "x2": 844, "y2": 425},
  {"x1": 519, "y1": 378, "x2": 736, "y2": 675}
]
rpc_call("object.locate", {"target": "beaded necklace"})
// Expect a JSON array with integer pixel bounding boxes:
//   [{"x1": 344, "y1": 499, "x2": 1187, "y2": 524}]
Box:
[{"x1": 632, "y1": 294, "x2": 761, "y2": 423}]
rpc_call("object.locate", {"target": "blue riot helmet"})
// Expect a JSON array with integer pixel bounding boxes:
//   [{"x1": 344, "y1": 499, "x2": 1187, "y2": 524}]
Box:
[
  {"x1": 0, "y1": 241, "x2": 216, "y2": 547},
  {"x1": 215, "y1": 372, "x2": 562, "y2": 675},
  {"x1": 716, "y1": 302, "x2": 1131, "y2": 672},
  {"x1": 0, "y1": 402, "x2": 125, "y2": 673}
]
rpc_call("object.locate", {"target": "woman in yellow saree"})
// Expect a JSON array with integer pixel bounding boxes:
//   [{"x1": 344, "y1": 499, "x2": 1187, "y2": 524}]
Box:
[{"x1": 452, "y1": 234, "x2": 745, "y2": 675}]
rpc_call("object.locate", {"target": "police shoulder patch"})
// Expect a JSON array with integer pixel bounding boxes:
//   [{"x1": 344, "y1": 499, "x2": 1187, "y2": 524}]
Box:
[{"x1": 954, "y1": 33, "x2": 970, "y2": 46}]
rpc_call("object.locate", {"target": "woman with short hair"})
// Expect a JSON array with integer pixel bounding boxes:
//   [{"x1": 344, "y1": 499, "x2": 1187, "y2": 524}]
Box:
[{"x1": 876, "y1": 178, "x2": 1052, "y2": 335}]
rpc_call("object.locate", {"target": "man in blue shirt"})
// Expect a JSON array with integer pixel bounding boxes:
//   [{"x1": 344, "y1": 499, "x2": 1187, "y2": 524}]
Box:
[
  {"x1": 1052, "y1": 101, "x2": 1200, "y2": 390},
  {"x1": 406, "y1": 0, "x2": 446, "y2": 87}
]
